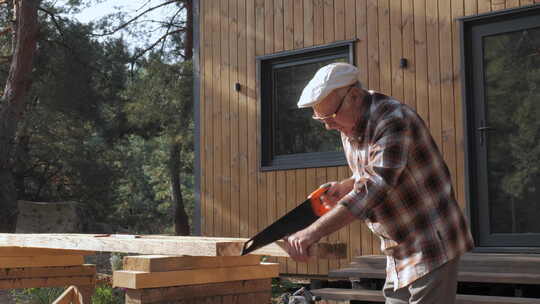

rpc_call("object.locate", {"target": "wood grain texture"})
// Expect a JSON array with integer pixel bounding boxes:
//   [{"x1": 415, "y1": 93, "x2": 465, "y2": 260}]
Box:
[
  {"x1": 0, "y1": 265, "x2": 95, "y2": 279},
  {"x1": 123, "y1": 255, "x2": 261, "y2": 272},
  {"x1": 113, "y1": 263, "x2": 279, "y2": 289}
]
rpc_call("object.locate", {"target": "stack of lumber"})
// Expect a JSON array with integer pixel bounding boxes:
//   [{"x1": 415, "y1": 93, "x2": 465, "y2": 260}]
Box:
[
  {"x1": 116, "y1": 255, "x2": 277, "y2": 303},
  {"x1": 0, "y1": 247, "x2": 96, "y2": 303}
]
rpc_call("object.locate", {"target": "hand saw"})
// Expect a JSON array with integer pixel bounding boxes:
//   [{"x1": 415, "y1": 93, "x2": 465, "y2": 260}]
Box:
[{"x1": 241, "y1": 185, "x2": 334, "y2": 256}]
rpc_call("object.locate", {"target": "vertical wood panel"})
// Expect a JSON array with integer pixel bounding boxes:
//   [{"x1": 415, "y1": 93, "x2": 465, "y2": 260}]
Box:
[
  {"x1": 324, "y1": 0, "x2": 334, "y2": 43},
  {"x1": 426, "y1": 0, "x2": 442, "y2": 150},
  {"x1": 230, "y1": 0, "x2": 240, "y2": 237},
  {"x1": 294, "y1": 0, "x2": 304, "y2": 49},
  {"x1": 334, "y1": 0, "x2": 345, "y2": 41},
  {"x1": 452, "y1": 0, "x2": 465, "y2": 210},
  {"x1": 286, "y1": 170, "x2": 297, "y2": 274},
  {"x1": 284, "y1": 0, "x2": 294, "y2": 50},
  {"x1": 265, "y1": 0, "x2": 277, "y2": 264},
  {"x1": 492, "y1": 0, "x2": 506, "y2": 10},
  {"x1": 211, "y1": 0, "x2": 221, "y2": 237},
  {"x1": 238, "y1": 0, "x2": 249, "y2": 237},
  {"x1": 247, "y1": 0, "x2": 258, "y2": 237},
  {"x1": 479, "y1": 0, "x2": 492, "y2": 12},
  {"x1": 378, "y1": 0, "x2": 392, "y2": 96},
  {"x1": 506, "y1": 0, "x2": 520, "y2": 8},
  {"x1": 314, "y1": 0, "x2": 324, "y2": 45},
  {"x1": 255, "y1": 0, "x2": 267, "y2": 237},
  {"x1": 220, "y1": 0, "x2": 231, "y2": 237},
  {"x1": 439, "y1": 0, "x2": 458, "y2": 203},
  {"x1": 414, "y1": 0, "x2": 429, "y2": 123},
  {"x1": 200, "y1": 0, "x2": 207, "y2": 236},
  {"x1": 306, "y1": 168, "x2": 319, "y2": 274},
  {"x1": 304, "y1": 0, "x2": 314, "y2": 47},
  {"x1": 276, "y1": 170, "x2": 287, "y2": 273},
  {"x1": 390, "y1": 0, "x2": 404, "y2": 100},
  {"x1": 326, "y1": 167, "x2": 339, "y2": 271},
  {"x1": 403, "y1": 0, "x2": 416, "y2": 110}
]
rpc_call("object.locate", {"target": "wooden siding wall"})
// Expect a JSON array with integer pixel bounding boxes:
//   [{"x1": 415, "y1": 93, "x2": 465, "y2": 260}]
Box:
[{"x1": 198, "y1": 0, "x2": 538, "y2": 276}]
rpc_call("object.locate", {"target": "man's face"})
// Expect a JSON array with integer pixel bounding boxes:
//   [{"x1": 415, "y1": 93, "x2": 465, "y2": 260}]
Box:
[{"x1": 312, "y1": 86, "x2": 358, "y2": 137}]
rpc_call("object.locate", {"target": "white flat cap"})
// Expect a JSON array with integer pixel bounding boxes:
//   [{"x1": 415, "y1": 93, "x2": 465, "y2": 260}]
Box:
[{"x1": 297, "y1": 62, "x2": 359, "y2": 108}]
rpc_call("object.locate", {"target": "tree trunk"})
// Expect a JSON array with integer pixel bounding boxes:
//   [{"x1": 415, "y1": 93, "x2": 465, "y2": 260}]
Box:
[
  {"x1": 0, "y1": 0, "x2": 40, "y2": 232},
  {"x1": 170, "y1": 141, "x2": 190, "y2": 235},
  {"x1": 184, "y1": 0, "x2": 193, "y2": 60}
]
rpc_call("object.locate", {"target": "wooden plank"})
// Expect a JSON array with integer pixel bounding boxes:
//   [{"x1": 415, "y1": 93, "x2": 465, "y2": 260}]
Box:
[
  {"x1": 337, "y1": 166, "x2": 350, "y2": 269},
  {"x1": 426, "y1": 0, "x2": 442, "y2": 150},
  {"x1": 506, "y1": 0, "x2": 520, "y2": 7},
  {"x1": 125, "y1": 279, "x2": 271, "y2": 304},
  {"x1": 478, "y1": 0, "x2": 492, "y2": 13},
  {"x1": 255, "y1": 0, "x2": 266, "y2": 237},
  {"x1": 123, "y1": 255, "x2": 261, "y2": 272},
  {"x1": 492, "y1": 0, "x2": 506, "y2": 10},
  {"x1": 113, "y1": 263, "x2": 279, "y2": 289},
  {"x1": 0, "y1": 234, "x2": 346, "y2": 258},
  {"x1": 304, "y1": 0, "x2": 314, "y2": 46},
  {"x1": 0, "y1": 265, "x2": 95, "y2": 279},
  {"x1": 344, "y1": 0, "x2": 355, "y2": 40},
  {"x1": 238, "y1": 0, "x2": 249, "y2": 238},
  {"x1": 402, "y1": 0, "x2": 416, "y2": 110},
  {"x1": 294, "y1": 0, "x2": 303, "y2": 49},
  {"x1": 274, "y1": 0, "x2": 284, "y2": 52},
  {"x1": 210, "y1": 0, "x2": 220, "y2": 237},
  {"x1": 0, "y1": 255, "x2": 84, "y2": 268},
  {"x1": 0, "y1": 247, "x2": 94, "y2": 256},
  {"x1": 414, "y1": 0, "x2": 429, "y2": 123},
  {"x1": 324, "y1": 0, "x2": 335, "y2": 44},
  {"x1": 220, "y1": 0, "x2": 231, "y2": 238},
  {"x1": 334, "y1": 0, "x2": 345, "y2": 41},
  {"x1": 247, "y1": 0, "x2": 258, "y2": 237},
  {"x1": 73, "y1": 285, "x2": 93, "y2": 304},
  {"x1": 452, "y1": 0, "x2": 465, "y2": 211},
  {"x1": 378, "y1": 0, "x2": 391, "y2": 96},
  {"x1": 230, "y1": 0, "x2": 240, "y2": 238},
  {"x1": 439, "y1": 0, "x2": 458, "y2": 201},
  {"x1": 390, "y1": 0, "x2": 403, "y2": 100},
  {"x1": 52, "y1": 286, "x2": 75, "y2": 304},
  {"x1": 314, "y1": 0, "x2": 324, "y2": 45},
  {"x1": 0, "y1": 276, "x2": 95, "y2": 289},
  {"x1": 284, "y1": 0, "x2": 294, "y2": 50},
  {"x1": 200, "y1": 0, "x2": 207, "y2": 236}
]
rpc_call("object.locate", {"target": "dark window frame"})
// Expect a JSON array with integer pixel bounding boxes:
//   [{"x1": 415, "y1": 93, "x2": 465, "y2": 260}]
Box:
[
  {"x1": 460, "y1": 4, "x2": 540, "y2": 251},
  {"x1": 257, "y1": 39, "x2": 357, "y2": 171}
]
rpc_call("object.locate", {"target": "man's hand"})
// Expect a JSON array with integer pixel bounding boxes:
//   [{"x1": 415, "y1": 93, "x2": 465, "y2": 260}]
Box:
[
  {"x1": 319, "y1": 178, "x2": 354, "y2": 208},
  {"x1": 283, "y1": 227, "x2": 321, "y2": 263}
]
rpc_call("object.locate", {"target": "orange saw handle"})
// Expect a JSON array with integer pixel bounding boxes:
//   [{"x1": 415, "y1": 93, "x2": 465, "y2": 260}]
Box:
[{"x1": 308, "y1": 184, "x2": 335, "y2": 217}]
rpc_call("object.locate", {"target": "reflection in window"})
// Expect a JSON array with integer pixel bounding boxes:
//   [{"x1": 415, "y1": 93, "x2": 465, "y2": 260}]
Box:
[
  {"x1": 483, "y1": 27, "x2": 540, "y2": 233},
  {"x1": 273, "y1": 58, "x2": 346, "y2": 156}
]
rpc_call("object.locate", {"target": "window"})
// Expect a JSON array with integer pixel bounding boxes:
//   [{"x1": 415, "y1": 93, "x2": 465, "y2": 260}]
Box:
[
  {"x1": 461, "y1": 5, "x2": 540, "y2": 249},
  {"x1": 257, "y1": 40, "x2": 356, "y2": 171}
]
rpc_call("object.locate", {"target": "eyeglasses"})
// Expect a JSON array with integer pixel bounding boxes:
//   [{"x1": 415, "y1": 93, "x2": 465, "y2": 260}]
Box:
[{"x1": 312, "y1": 86, "x2": 353, "y2": 122}]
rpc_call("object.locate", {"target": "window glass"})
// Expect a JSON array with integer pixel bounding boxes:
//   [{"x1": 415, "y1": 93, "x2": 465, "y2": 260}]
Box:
[
  {"x1": 483, "y1": 27, "x2": 540, "y2": 233},
  {"x1": 273, "y1": 57, "x2": 347, "y2": 156}
]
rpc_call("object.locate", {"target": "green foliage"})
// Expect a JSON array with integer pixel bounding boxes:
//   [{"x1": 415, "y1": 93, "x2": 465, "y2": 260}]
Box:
[
  {"x1": 10, "y1": 287, "x2": 64, "y2": 304},
  {"x1": 92, "y1": 285, "x2": 124, "y2": 304}
]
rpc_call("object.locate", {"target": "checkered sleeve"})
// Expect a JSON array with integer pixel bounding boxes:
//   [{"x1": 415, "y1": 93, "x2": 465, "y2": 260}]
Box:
[{"x1": 339, "y1": 107, "x2": 412, "y2": 219}]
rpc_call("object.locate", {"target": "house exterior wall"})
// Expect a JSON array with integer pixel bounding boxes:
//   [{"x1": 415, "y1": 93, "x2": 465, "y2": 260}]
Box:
[{"x1": 197, "y1": 0, "x2": 536, "y2": 276}]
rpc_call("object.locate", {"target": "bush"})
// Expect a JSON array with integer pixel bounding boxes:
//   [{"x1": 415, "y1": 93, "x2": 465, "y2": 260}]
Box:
[
  {"x1": 9, "y1": 287, "x2": 64, "y2": 304},
  {"x1": 92, "y1": 285, "x2": 124, "y2": 304}
]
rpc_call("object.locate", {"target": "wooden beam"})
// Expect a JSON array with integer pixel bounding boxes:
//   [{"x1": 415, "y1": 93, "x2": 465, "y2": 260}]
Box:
[
  {"x1": 123, "y1": 255, "x2": 261, "y2": 272},
  {"x1": 0, "y1": 246, "x2": 95, "y2": 256},
  {"x1": 73, "y1": 285, "x2": 94, "y2": 304},
  {"x1": 0, "y1": 265, "x2": 95, "y2": 279},
  {"x1": 0, "y1": 234, "x2": 346, "y2": 258},
  {"x1": 113, "y1": 263, "x2": 279, "y2": 289},
  {"x1": 52, "y1": 286, "x2": 75, "y2": 304},
  {"x1": 125, "y1": 279, "x2": 271, "y2": 304},
  {"x1": 0, "y1": 255, "x2": 84, "y2": 268},
  {"x1": 0, "y1": 275, "x2": 95, "y2": 289}
]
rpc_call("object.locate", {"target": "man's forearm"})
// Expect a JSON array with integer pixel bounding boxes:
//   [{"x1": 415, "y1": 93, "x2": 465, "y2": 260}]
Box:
[{"x1": 307, "y1": 204, "x2": 357, "y2": 241}]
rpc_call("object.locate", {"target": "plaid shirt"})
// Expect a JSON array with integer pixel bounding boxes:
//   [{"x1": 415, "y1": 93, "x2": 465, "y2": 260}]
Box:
[{"x1": 338, "y1": 91, "x2": 474, "y2": 290}]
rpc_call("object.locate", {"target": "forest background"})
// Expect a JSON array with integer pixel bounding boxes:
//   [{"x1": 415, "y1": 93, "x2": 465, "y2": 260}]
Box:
[{"x1": 0, "y1": 0, "x2": 195, "y2": 236}]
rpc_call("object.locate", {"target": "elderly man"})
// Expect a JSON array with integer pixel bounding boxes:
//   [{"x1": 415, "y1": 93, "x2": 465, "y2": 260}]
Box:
[{"x1": 283, "y1": 63, "x2": 473, "y2": 304}]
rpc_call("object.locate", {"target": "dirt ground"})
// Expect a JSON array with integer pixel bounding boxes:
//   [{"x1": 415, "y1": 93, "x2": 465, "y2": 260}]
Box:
[{"x1": 0, "y1": 290, "x2": 13, "y2": 304}]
